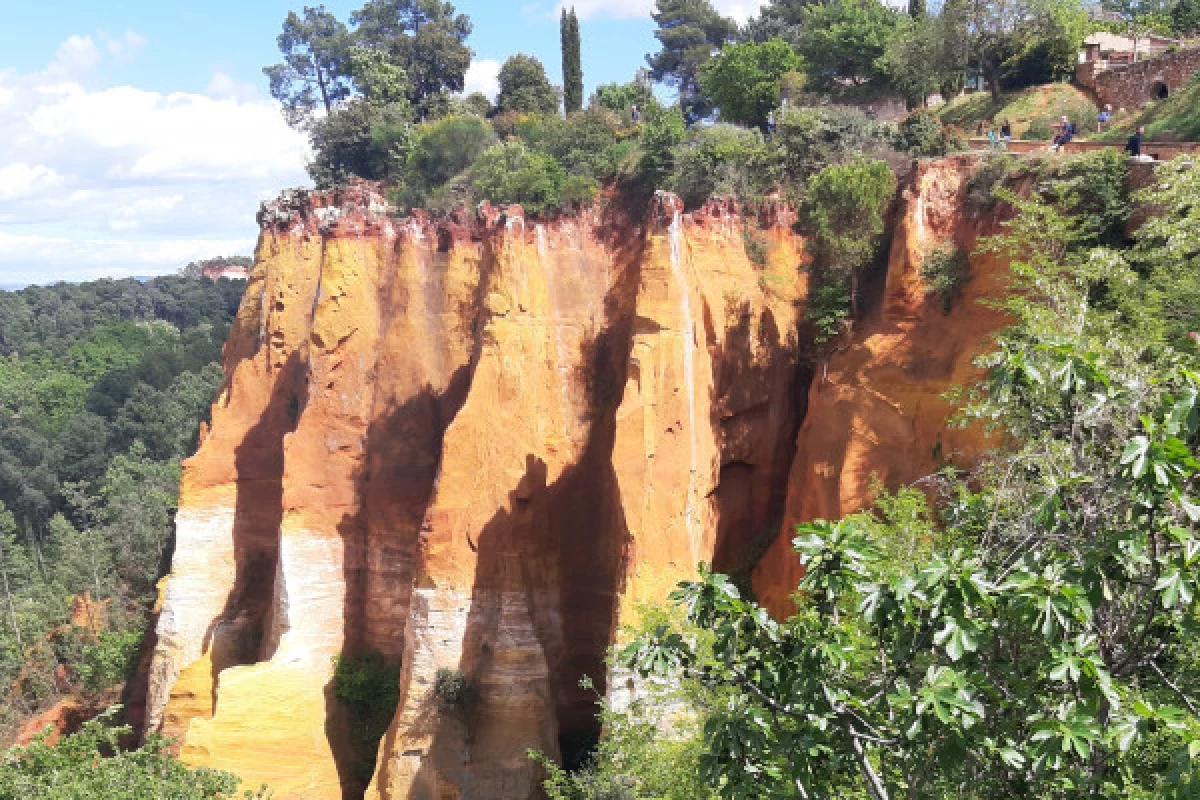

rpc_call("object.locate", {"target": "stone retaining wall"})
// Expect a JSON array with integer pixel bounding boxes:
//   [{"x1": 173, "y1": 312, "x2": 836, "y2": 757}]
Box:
[
  {"x1": 1077, "y1": 46, "x2": 1200, "y2": 111},
  {"x1": 968, "y1": 137, "x2": 1200, "y2": 160}
]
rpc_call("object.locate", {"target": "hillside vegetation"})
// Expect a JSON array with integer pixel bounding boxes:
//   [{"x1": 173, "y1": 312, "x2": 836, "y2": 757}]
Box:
[
  {"x1": 0, "y1": 276, "x2": 243, "y2": 739},
  {"x1": 936, "y1": 83, "x2": 1099, "y2": 139}
]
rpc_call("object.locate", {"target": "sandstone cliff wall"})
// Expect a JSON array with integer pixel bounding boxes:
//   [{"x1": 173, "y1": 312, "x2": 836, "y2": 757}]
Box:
[
  {"x1": 145, "y1": 182, "x2": 812, "y2": 800},
  {"x1": 753, "y1": 155, "x2": 1009, "y2": 617},
  {"x1": 147, "y1": 155, "x2": 1013, "y2": 799}
]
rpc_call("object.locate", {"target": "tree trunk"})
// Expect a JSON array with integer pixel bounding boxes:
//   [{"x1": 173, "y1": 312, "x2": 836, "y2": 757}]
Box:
[
  {"x1": 23, "y1": 517, "x2": 45, "y2": 581},
  {"x1": 0, "y1": 545, "x2": 22, "y2": 650},
  {"x1": 316, "y1": 65, "x2": 332, "y2": 113},
  {"x1": 986, "y1": 62, "x2": 1002, "y2": 102},
  {"x1": 849, "y1": 729, "x2": 891, "y2": 800}
]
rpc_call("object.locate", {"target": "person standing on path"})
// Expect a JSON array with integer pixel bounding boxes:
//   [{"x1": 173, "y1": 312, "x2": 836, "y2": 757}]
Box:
[{"x1": 1125, "y1": 125, "x2": 1145, "y2": 158}]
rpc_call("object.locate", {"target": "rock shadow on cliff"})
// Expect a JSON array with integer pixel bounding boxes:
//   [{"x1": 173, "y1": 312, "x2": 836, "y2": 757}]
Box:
[
  {"x1": 324, "y1": 368, "x2": 476, "y2": 799},
  {"x1": 204, "y1": 350, "x2": 306, "y2": 694}
]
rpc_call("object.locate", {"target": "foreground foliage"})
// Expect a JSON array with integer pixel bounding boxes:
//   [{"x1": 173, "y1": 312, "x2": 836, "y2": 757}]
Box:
[{"x1": 0, "y1": 710, "x2": 268, "y2": 799}]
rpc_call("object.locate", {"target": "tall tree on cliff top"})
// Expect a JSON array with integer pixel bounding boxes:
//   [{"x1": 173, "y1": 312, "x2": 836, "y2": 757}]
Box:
[
  {"x1": 264, "y1": 5, "x2": 354, "y2": 126},
  {"x1": 646, "y1": 0, "x2": 737, "y2": 121},
  {"x1": 954, "y1": 0, "x2": 1085, "y2": 100},
  {"x1": 561, "y1": 7, "x2": 584, "y2": 114},
  {"x1": 741, "y1": 0, "x2": 810, "y2": 45},
  {"x1": 794, "y1": 0, "x2": 898, "y2": 90},
  {"x1": 496, "y1": 54, "x2": 562, "y2": 115},
  {"x1": 351, "y1": 0, "x2": 473, "y2": 112}
]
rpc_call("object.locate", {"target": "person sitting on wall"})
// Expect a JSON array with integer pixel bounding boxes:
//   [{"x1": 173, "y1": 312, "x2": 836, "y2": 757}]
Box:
[
  {"x1": 986, "y1": 122, "x2": 1005, "y2": 151},
  {"x1": 1051, "y1": 116, "x2": 1075, "y2": 151}
]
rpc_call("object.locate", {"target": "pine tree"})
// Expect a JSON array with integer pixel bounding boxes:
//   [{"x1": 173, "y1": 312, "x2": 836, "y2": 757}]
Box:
[
  {"x1": 561, "y1": 8, "x2": 584, "y2": 114},
  {"x1": 646, "y1": 0, "x2": 736, "y2": 121}
]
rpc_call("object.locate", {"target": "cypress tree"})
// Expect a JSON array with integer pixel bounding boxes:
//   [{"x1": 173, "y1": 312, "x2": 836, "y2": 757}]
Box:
[
  {"x1": 908, "y1": 0, "x2": 927, "y2": 17},
  {"x1": 561, "y1": 7, "x2": 584, "y2": 114}
]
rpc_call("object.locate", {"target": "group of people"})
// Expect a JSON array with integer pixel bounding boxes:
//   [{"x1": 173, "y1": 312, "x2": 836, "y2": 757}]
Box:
[{"x1": 983, "y1": 119, "x2": 1013, "y2": 149}]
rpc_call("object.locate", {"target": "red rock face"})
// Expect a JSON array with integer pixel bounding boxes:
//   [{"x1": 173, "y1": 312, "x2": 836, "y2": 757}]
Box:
[{"x1": 145, "y1": 183, "x2": 813, "y2": 799}]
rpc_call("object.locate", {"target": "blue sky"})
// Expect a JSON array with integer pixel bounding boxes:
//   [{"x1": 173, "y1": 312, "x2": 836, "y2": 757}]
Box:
[{"x1": 0, "y1": 1, "x2": 766, "y2": 286}]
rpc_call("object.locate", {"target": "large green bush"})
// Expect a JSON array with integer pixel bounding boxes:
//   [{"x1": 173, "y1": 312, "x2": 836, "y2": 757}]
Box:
[
  {"x1": 775, "y1": 106, "x2": 897, "y2": 185},
  {"x1": 332, "y1": 650, "x2": 401, "y2": 785},
  {"x1": 898, "y1": 109, "x2": 965, "y2": 157},
  {"x1": 469, "y1": 141, "x2": 567, "y2": 215},
  {"x1": 672, "y1": 124, "x2": 773, "y2": 208},
  {"x1": 699, "y1": 38, "x2": 804, "y2": 127},
  {"x1": 0, "y1": 710, "x2": 266, "y2": 799},
  {"x1": 638, "y1": 104, "x2": 688, "y2": 187},
  {"x1": 804, "y1": 158, "x2": 897, "y2": 323},
  {"x1": 405, "y1": 114, "x2": 497, "y2": 195},
  {"x1": 307, "y1": 99, "x2": 412, "y2": 188}
]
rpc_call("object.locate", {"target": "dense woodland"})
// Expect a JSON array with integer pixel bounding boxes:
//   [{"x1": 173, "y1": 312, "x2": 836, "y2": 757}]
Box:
[{"x1": 0, "y1": 275, "x2": 243, "y2": 739}]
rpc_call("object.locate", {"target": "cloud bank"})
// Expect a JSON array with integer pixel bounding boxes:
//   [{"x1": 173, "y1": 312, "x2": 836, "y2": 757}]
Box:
[{"x1": 0, "y1": 32, "x2": 310, "y2": 286}]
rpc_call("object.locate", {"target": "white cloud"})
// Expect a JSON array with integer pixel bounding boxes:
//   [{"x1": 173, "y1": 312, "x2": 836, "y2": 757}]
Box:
[
  {"x1": 102, "y1": 29, "x2": 147, "y2": 63},
  {"x1": 463, "y1": 58, "x2": 502, "y2": 101},
  {"x1": 0, "y1": 163, "x2": 64, "y2": 201},
  {"x1": 551, "y1": 0, "x2": 766, "y2": 22},
  {"x1": 0, "y1": 33, "x2": 310, "y2": 285},
  {"x1": 48, "y1": 35, "x2": 104, "y2": 77}
]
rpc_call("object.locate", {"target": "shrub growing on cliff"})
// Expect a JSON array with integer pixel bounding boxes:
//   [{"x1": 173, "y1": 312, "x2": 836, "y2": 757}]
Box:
[
  {"x1": 397, "y1": 114, "x2": 497, "y2": 205},
  {"x1": 897, "y1": 109, "x2": 965, "y2": 158},
  {"x1": 672, "y1": 124, "x2": 773, "y2": 208},
  {"x1": 774, "y1": 107, "x2": 897, "y2": 187},
  {"x1": 332, "y1": 650, "x2": 401, "y2": 785},
  {"x1": 307, "y1": 99, "x2": 413, "y2": 187},
  {"x1": 920, "y1": 243, "x2": 969, "y2": 312},
  {"x1": 639, "y1": 104, "x2": 687, "y2": 188}
]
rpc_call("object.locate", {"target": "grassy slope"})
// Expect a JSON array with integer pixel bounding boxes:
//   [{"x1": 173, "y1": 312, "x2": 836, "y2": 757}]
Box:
[
  {"x1": 1095, "y1": 75, "x2": 1200, "y2": 142},
  {"x1": 935, "y1": 83, "x2": 1098, "y2": 139}
]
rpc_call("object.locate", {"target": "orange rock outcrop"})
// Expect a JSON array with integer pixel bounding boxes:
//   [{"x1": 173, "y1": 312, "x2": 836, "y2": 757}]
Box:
[
  {"x1": 144, "y1": 181, "x2": 813, "y2": 799},
  {"x1": 145, "y1": 156, "x2": 1014, "y2": 799},
  {"x1": 753, "y1": 155, "x2": 1011, "y2": 616}
]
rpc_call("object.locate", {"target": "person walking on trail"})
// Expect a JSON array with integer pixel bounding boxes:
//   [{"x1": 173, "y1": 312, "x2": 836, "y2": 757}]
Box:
[
  {"x1": 1000, "y1": 119, "x2": 1012, "y2": 141},
  {"x1": 1051, "y1": 115, "x2": 1075, "y2": 151},
  {"x1": 767, "y1": 110, "x2": 776, "y2": 138},
  {"x1": 630, "y1": 105, "x2": 641, "y2": 124},
  {"x1": 1098, "y1": 104, "x2": 1113, "y2": 132},
  {"x1": 1125, "y1": 125, "x2": 1146, "y2": 159}
]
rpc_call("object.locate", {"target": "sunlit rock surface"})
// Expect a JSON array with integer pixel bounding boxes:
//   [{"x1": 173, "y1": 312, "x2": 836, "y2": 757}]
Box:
[
  {"x1": 145, "y1": 158, "x2": 1013, "y2": 798},
  {"x1": 144, "y1": 180, "x2": 816, "y2": 799}
]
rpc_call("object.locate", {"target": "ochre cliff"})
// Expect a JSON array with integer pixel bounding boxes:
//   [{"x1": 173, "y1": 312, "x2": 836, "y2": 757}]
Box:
[
  {"x1": 753, "y1": 155, "x2": 1010, "y2": 617},
  {"x1": 144, "y1": 181, "x2": 812, "y2": 799},
  {"x1": 145, "y1": 155, "x2": 1013, "y2": 799}
]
